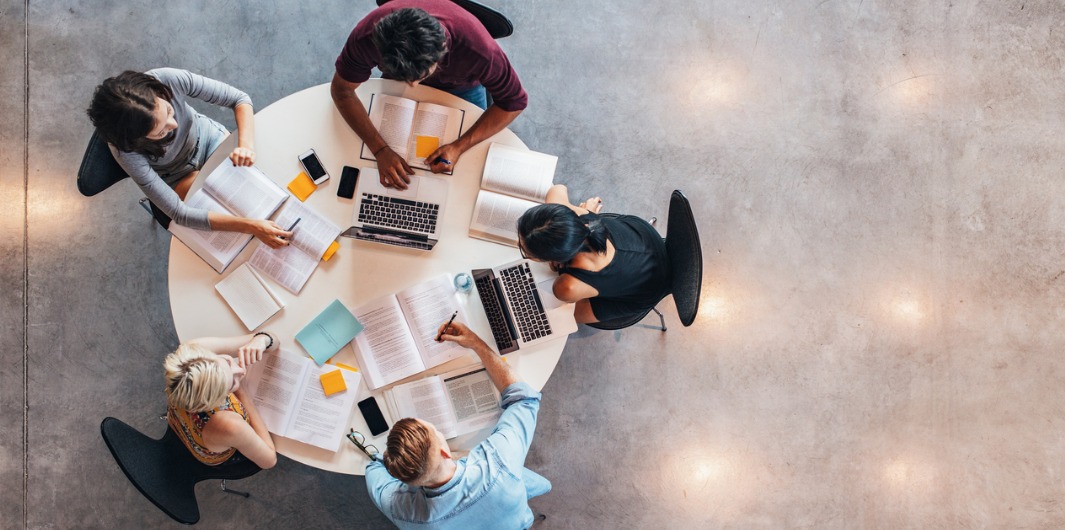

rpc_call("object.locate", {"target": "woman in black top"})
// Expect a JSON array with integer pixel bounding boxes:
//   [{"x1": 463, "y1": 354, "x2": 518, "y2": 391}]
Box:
[{"x1": 517, "y1": 185, "x2": 671, "y2": 324}]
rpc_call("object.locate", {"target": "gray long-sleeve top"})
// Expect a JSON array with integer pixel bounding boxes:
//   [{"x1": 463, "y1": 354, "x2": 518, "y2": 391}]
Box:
[{"x1": 108, "y1": 68, "x2": 252, "y2": 230}]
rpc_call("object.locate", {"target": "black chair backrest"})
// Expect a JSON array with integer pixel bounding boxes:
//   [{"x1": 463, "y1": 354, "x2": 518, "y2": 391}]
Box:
[
  {"x1": 100, "y1": 417, "x2": 260, "y2": 525},
  {"x1": 665, "y1": 190, "x2": 702, "y2": 327},
  {"x1": 77, "y1": 131, "x2": 129, "y2": 197},
  {"x1": 375, "y1": 0, "x2": 513, "y2": 39}
]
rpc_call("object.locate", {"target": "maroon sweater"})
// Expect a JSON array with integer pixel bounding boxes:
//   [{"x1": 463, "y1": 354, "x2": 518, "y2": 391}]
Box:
[{"x1": 335, "y1": 0, "x2": 528, "y2": 112}]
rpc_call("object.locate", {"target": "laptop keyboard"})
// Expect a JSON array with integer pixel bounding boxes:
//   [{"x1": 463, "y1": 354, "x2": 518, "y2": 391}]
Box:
[
  {"x1": 475, "y1": 273, "x2": 517, "y2": 353},
  {"x1": 358, "y1": 194, "x2": 439, "y2": 235},
  {"x1": 499, "y1": 263, "x2": 552, "y2": 342}
]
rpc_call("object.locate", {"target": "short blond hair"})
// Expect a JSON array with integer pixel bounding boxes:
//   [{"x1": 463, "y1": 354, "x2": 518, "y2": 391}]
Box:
[{"x1": 163, "y1": 343, "x2": 229, "y2": 413}]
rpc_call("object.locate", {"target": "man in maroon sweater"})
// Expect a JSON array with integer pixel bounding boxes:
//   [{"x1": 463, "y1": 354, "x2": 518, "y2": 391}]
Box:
[{"x1": 331, "y1": 0, "x2": 528, "y2": 190}]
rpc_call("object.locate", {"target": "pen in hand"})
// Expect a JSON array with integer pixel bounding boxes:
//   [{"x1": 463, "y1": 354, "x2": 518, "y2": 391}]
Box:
[
  {"x1": 282, "y1": 217, "x2": 302, "y2": 240},
  {"x1": 432, "y1": 156, "x2": 451, "y2": 166},
  {"x1": 436, "y1": 310, "x2": 459, "y2": 342}
]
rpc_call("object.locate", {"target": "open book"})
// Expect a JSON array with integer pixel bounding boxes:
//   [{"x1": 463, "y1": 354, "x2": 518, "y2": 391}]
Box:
[
  {"x1": 352, "y1": 274, "x2": 471, "y2": 390},
  {"x1": 360, "y1": 93, "x2": 466, "y2": 173},
  {"x1": 244, "y1": 348, "x2": 362, "y2": 452},
  {"x1": 169, "y1": 160, "x2": 288, "y2": 273},
  {"x1": 383, "y1": 366, "x2": 501, "y2": 439},
  {"x1": 469, "y1": 143, "x2": 558, "y2": 247},
  {"x1": 247, "y1": 200, "x2": 342, "y2": 294},
  {"x1": 214, "y1": 263, "x2": 285, "y2": 331}
]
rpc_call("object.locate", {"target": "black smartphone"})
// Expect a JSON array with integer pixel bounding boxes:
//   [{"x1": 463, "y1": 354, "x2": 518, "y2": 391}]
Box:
[
  {"x1": 358, "y1": 397, "x2": 389, "y2": 436},
  {"x1": 338, "y1": 166, "x2": 359, "y2": 199}
]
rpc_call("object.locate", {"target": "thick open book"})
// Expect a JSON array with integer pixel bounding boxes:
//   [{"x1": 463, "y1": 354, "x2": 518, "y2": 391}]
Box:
[
  {"x1": 469, "y1": 143, "x2": 558, "y2": 247},
  {"x1": 169, "y1": 160, "x2": 288, "y2": 273},
  {"x1": 352, "y1": 274, "x2": 471, "y2": 390},
  {"x1": 359, "y1": 93, "x2": 465, "y2": 173},
  {"x1": 248, "y1": 200, "x2": 342, "y2": 294},
  {"x1": 383, "y1": 366, "x2": 501, "y2": 439},
  {"x1": 214, "y1": 263, "x2": 285, "y2": 331},
  {"x1": 244, "y1": 348, "x2": 362, "y2": 452}
]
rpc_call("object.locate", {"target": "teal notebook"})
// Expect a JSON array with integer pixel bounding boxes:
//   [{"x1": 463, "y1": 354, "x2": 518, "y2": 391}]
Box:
[{"x1": 295, "y1": 299, "x2": 364, "y2": 366}]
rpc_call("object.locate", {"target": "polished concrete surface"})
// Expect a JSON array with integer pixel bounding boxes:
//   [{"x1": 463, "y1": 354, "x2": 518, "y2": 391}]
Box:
[{"x1": 5, "y1": 1, "x2": 1065, "y2": 528}]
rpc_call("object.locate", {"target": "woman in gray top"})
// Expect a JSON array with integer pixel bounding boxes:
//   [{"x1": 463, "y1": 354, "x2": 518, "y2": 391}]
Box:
[{"x1": 87, "y1": 68, "x2": 291, "y2": 248}]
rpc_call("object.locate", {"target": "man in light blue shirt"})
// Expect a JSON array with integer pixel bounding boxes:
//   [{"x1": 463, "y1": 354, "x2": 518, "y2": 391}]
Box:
[{"x1": 365, "y1": 322, "x2": 551, "y2": 529}]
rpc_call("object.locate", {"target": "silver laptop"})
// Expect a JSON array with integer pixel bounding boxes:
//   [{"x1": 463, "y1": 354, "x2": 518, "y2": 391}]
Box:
[
  {"x1": 472, "y1": 259, "x2": 578, "y2": 354},
  {"x1": 341, "y1": 168, "x2": 448, "y2": 251}
]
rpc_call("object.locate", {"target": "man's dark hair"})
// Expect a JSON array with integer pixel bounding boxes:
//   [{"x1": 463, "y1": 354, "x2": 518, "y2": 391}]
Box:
[{"x1": 373, "y1": 8, "x2": 447, "y2": 82}]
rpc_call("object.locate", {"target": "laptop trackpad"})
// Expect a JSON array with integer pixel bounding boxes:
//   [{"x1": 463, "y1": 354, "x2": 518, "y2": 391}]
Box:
[
  {"x1": 385, "y1": 175, "x2": 421, "y2": 198},
  {"x1": 536, "y1": 279, "x2": 565, "y2": 311}
]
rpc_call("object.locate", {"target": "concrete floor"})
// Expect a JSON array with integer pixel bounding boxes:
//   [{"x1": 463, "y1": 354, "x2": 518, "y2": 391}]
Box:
[{"x1": 4, "y1": 0, "x2": 1065, "y2": 528}]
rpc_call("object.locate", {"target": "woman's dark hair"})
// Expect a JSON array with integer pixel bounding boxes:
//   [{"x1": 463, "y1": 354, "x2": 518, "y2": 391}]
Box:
[
  {"x1": 517, "y1": 204, "x2": 610, "y2": 263},
  {"x1": 372, "y1": 8, "x2": 447, "y2": 82},
  {"x1": 86, "y1": 71, "x2": 174, "y2": 158}
]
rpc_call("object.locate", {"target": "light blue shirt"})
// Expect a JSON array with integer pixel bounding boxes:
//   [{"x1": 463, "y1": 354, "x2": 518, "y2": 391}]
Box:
[{"x1": 366, "y1": 382, "x2": 542, "y2": 530}]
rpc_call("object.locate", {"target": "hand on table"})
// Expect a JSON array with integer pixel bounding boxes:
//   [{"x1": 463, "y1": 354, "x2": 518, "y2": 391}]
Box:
[
  {"x1": 250, "y1": 219, "x2": 294, "y2": 249},
  {"x1": 425, "y1": 143, "x2": 463, "y2": 174},
  {"x1": 375, "y1": 146, "x2": 414, "y2": 190},
  {"x1": 230, "y1": 146, "x2": 256, "y2": 167},
  {"x1": 579, "y1": 196, "x2": 604, "y2": 214},
  {"x1": 236, "y1": 333, "x2": 271, "y2": 368},
  {"x1": 436, "y1": 321, "x2": 486, "y2": 350}
]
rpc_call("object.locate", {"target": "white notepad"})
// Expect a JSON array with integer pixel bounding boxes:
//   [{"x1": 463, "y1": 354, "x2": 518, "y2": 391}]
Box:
[{"x1": 214, "y1": 263, "x2": 285, "y2": 330}]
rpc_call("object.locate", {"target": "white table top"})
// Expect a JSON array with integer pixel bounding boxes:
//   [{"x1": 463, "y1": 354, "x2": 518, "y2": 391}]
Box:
[{"x1": 167, "y1": 79, "x2": 567, "y2": 475}]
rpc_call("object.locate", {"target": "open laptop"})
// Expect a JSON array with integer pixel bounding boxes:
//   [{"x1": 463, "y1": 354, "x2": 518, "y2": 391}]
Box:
[
  {"x1": 472, "y1": 259, "x2": 578, "y2": 354},
  {"x1": 341, "y1": 168, "x2": 448, "y2": 251}
]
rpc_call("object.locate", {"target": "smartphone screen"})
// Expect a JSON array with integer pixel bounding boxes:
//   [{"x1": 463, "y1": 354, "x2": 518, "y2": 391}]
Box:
[
  {"x1": 358, "y1": 397, "x2": 389, "y2": 436},
  {"x1": 338, "y1": 166, "x2": 359, "y2": 199},
  {"x1": 299, "y1": 151, "x2": 328, "y2": 183}
]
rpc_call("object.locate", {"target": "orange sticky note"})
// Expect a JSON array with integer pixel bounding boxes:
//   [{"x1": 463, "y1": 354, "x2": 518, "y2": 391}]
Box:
[
  {"x1": 320, "y1": 368, "x2": 347, "y2": 396},
  {"x1": 287, "y1": 171, "x2": 316, "y2": 202},
  {"x1": 322, "y1": 241, "x2": 340, "y2": 261},
  {"x1": 333, "y1": 362, "x2": 359, "y2": 372},
  {"x1": 415, "y1": 135, "x2": 440, "y2": 158}
]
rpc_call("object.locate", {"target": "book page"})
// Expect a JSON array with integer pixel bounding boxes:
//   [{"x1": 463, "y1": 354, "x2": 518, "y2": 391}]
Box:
[
  {"x1": 352, "y1": 295, "x2": 425, "y2": 389},
  {"x1": 469, "y1": 190, "x2": 540, "y2": 247},
  {"x1": 214, "y1": 263, "x2": 284, "y2": 330},
  {"x1": 169, "y1": 191, "x2": 250, "y2": 272},
  {"x1": 284, "y1": 366, "x2": 362, "y2": 452},
  {"x1": 248, "y1": 243, "x2": 319, "y2": 294},
  {"x1": 364, "y1": 94, "x2": 417, "y2": 160},
  {"x1": 443, "y1": 367, "x2": 502, "y2": 436},
  {"x1": 480, "y1": 143, "x2": 557, "y2": 202},
  {"x1": 244, "y1": 348, "x2": 308, "y2": 436},
  {"x1": 405, "y1": 101, "x2": 464, "y2": 170},
  {"x1": 247, "y1": 200, "x2": 341, "y2": 294},
  {"x1": 396, "y1": 275, "x2": 470, "y2": 369},
  {"x1": 390, "y1": 376, "x2": 458, "y2": 439},
  {"x1": 202, "y1": 159, "x2": 287, "y2": 219}
]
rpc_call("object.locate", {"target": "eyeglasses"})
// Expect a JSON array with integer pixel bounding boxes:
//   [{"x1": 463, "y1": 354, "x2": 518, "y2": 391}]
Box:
[
  {"x1": 346, "y1": 429, "x2": 381, "y2": 462},
  {"x1": 518, "y1": 242, "x2": 530, "y2": 260}
]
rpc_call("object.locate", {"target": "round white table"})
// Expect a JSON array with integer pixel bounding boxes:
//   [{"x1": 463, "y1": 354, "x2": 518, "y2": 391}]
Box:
[{"x1": 168, "y1": 79, "x2": 566, "y2": 475}]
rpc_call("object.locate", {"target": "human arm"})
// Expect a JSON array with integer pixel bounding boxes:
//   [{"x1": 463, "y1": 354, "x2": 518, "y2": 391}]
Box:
[
  {"x1": 203, "y1": 392, "x2": 277, "y2": 469},
  {"x1": 425, "y1": 105, "x2": 522, "y2": 173},
  {"x1": 364, "y1": 459, "x2": 401, "y2": 511},
  {"x1": 188, "y1": 331, "x2": 279, "y2": 368},
  {"x1": 330, "y1": 73, "x2": 414, "y2": 190},
  {"x1": 229, "y1": 102, "x2": 255, "y2": 166},
  {"x1": 206, "y1": 213, "x2": 293, "y2": 249},
  {"x1": 437, "y1": 321, "x2": 518, "y2": 391}
]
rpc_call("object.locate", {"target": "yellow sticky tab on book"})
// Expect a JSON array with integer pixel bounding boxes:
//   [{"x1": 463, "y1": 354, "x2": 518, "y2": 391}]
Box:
[
  {"x1": 320, "y1": 369, "x2": 347, "y2": 396},
  {"x1": 322, "y1": 241, "x2": 340, "y2": 261},
  {"x1": 333, "y1": 362, "x2": 359, "y2": 372},
  {"x1": 287, "y1": 171, "x2": 317, "y2": 202},
  {"x1": 415, "y1": 135, "x2": 440, "y2": 158}
]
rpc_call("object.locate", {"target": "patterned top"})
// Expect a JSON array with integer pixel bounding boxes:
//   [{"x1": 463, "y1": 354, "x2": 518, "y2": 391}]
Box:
[{"x1": 167, "y1": 393, "x2": 249, "y2": 466}]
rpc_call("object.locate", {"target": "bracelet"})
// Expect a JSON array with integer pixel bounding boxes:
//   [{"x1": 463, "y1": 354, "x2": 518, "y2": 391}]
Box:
[
  {"x1": 253, "y1": 331, "x2": 273, "y2": 350},
  {"x1": 372, "y1": 145, "x2": 389, "y2": 157}
]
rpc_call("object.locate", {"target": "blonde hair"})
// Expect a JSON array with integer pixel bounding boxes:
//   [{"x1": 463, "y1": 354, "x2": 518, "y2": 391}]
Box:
[
  {"x1": 163, "y1": 343, "x2": 229, "y2": 413},
  {"x1": 384, "y1": 418, "x2": 435, "y2": 483}
]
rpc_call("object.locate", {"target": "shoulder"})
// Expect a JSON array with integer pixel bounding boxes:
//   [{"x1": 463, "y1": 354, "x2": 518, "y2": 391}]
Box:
[
  {"x1": 200, "y1": 409, "x2": 248, "y2": 439},
  {"x1": 552, "y1": 275, "x2": 584, "y2": 301}
]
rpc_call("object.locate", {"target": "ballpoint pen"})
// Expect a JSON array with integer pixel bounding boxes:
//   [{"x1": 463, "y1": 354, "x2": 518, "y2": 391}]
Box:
[
  {"x1": 436, "y1": 310, "x2": 459, "y2": 341},
  {"x1": 282, "y1": 217, "x2": 301, "y2": 239},
  {"x1": 432, "y1": 156, "x2": 451, "y2": 166}
]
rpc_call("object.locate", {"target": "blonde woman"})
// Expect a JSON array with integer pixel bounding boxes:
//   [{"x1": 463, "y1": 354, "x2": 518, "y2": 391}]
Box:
[{"x1": 164, "y1": 332, "x2": 278, "y2": 469}]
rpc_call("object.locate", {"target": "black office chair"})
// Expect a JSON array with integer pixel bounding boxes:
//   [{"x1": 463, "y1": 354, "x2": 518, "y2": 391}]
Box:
[
  {"x1": 78, "y1": 131, "x2": 173, "y2": 228},
  {"x1": 587, "y1": 190, "x2": 703, "y2": 331},
  {"x1": 100, "y1": 417, "x2": 260, "y2": 525},
  {"x1": 375, "y1": 0, "x2": 514, "y2": 39}
]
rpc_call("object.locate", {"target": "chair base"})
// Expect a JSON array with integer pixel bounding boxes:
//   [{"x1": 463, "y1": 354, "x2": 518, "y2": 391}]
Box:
[
  {"x1": 220, "y1": 479, "x2": 250, "y2": 498},
  {"x1": 587, "y1": 305, "x2": 667, "y2": 331}
]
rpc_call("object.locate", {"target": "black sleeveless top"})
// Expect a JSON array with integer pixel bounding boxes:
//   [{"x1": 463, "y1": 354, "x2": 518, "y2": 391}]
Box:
[{"x1": 560, "y1": 214, "x2": 671, "y2": 321}]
